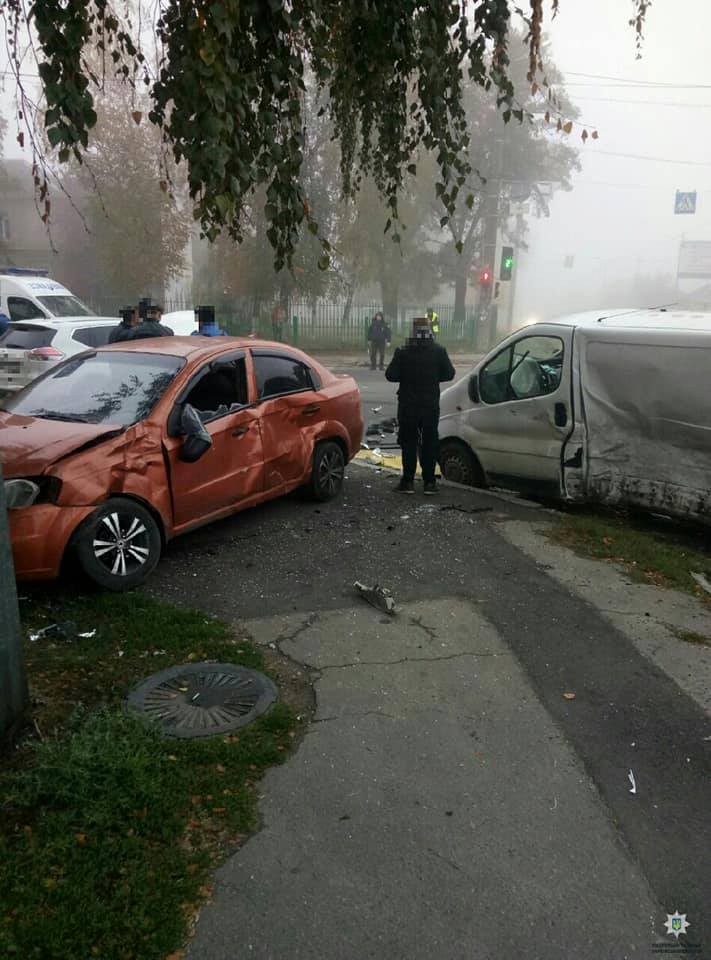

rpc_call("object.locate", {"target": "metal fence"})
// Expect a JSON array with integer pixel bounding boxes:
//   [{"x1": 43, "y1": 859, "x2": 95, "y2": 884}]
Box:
[
  {"x1": 85, "y1": 294, "x2": 490, "y2": 351},
  {"x1": 219, "y1": 298, "x2": 488, "y2": 350}
]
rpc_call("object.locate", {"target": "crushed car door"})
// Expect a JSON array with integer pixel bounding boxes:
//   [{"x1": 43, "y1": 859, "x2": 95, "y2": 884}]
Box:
[
  {"x1": 164, "y1": 353, "x2": 264, "y2": 528},
  {"x1": 251, "y1": 351, "x2": 324, "y2": 490}
]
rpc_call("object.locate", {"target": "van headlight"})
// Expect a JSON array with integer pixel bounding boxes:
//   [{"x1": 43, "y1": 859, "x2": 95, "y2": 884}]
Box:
[{"x1": 4, "y1": 477, "x2": 61, "y2": 509}]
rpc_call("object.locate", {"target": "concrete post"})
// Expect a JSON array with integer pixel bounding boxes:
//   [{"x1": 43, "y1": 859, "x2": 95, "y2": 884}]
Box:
[{"x1": 0, "y1": 462, "x2": 28, "y2": 742}]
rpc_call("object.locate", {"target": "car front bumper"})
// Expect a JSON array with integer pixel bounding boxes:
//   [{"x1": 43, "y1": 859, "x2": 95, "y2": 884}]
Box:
[{"x1": 9, "y1": 503, "x2": 94, "y2": 580}]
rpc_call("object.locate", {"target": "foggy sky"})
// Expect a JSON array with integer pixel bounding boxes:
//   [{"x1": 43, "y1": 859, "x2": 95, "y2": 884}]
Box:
[{"x1": 516, "y1": 0, "x2": 711, "y2": 322}]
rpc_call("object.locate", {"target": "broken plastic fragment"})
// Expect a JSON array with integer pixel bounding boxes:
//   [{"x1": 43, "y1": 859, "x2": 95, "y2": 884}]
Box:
[
  {"x1": 78, "y1": 629, "x2": 97, "y2": 639},
  {"x1": 628, "y1": 769, "x2": 637, "y2": 794},
  {"x1": 562, "y1": 692, "x2": 576, "y2": 700},
  {"x1": 354, "y1": 581, "x2": 397, "y2": 616},
  {"x1": 28, "y1": 621, "x2": 77, "y2": 642},
  {"x1": 372, "y1": 405, "x2": 383, "y2": 413},
  {"x1": 691, "y1": 571, "x2": 711, "y2": 595}
]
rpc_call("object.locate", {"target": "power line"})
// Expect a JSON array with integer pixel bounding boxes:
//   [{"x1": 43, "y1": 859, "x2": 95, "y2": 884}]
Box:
[
  {"x1": 571, "y1": 96, "x2": 711, "y2": 108},
  {"x1": 573, "y1": 179, "x2": 711, "y2": 191},
  {"x1": 564, "y1": 71, "x2": 711, "y2": 89},
  {"x1": 587, "y1": 149, "x2": 711, "y2": 167}
]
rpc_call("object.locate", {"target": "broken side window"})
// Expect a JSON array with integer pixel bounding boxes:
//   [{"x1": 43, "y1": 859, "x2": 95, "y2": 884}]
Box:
[{"x1": 184, "y1": 358, "x2": 248, "y2": 417}]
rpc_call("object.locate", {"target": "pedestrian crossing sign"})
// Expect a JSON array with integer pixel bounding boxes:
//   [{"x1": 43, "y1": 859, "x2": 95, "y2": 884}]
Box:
[{"x1": 674, "y1": 191, "x2": 696, "y2": 214}]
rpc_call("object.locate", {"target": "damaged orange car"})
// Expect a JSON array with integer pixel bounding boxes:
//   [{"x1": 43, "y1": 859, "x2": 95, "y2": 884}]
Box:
[{"x1": 0, "y1": 338, "x2": 363, "y2": 590}]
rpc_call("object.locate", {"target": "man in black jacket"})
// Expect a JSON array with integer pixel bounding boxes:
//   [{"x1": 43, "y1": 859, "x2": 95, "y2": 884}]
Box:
[
  {"x1": 385, "y1": 317, "x2": 455, "y2": 495},
  {"x1": 367, "y1": 311, "x2": 391, "y2": 371},
  {"x1": 108, "y1": 307, "x2": 139, "y2": 343}
]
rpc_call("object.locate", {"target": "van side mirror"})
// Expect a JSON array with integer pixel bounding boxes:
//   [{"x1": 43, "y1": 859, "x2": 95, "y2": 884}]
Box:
[{"x1": 468, "y1": 374, "x2": 480, "y2": 403}]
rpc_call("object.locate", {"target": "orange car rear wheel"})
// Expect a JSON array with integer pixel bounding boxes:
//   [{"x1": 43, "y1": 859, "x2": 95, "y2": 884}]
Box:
[
  {"x1": 74, "y1": 497, "x2": 162, "y2": 591},
  {"x1": 309, "y1": 440, "x2": 346, "y2": 502}
]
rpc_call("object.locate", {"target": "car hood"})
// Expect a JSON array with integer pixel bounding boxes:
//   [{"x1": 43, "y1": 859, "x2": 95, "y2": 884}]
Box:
[{"x1": 0, "y1": 412, "x2": 121, "y2": 477}]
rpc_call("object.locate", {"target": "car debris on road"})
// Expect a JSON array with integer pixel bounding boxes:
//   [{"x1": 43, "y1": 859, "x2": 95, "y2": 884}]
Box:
[{"x1": 354, "y1": 581, "x2": 397, "y2": 616}]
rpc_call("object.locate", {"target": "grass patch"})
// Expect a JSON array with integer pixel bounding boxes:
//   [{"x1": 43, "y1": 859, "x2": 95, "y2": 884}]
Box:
[
  {"x1": 548, "y1": 510, "x2": 711, "y2": 600},
  {"x1": 1, "y1": 591, "x2": 301, "y2": 960},
  {"x1": 674, "y1": 629, "x2": 711, "y2": 648}
]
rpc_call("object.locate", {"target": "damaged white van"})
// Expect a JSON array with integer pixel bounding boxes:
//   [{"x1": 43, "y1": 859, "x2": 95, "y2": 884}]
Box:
[{"x1": 438, "y1": 309, "x2": 711, "y2": 523}]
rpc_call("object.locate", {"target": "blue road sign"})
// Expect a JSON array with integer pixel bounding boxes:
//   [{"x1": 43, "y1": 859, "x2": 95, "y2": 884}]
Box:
[{"x1": 675, "y1": 191, "x2": 696, "y2": 214}]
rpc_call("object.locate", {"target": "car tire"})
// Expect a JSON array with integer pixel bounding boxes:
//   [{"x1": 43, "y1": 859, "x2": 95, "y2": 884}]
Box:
[
  {"x1": 74, "y1": 498, "x2": 162, "y2": 591},
  {"x1": 309, "y1": 441, "x2": 346, "y2": 502},
  {"x1": 438, "y1": 440, "x2": 486, "y2": 488}
]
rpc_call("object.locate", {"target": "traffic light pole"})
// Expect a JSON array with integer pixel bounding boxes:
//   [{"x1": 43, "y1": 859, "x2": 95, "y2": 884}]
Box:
[
  {"x1": 478, "y1": 137, "x2": 504, "y2": 349},
  {"x1": 0, "y1": 462, "x2": 28, "y2": 743}
]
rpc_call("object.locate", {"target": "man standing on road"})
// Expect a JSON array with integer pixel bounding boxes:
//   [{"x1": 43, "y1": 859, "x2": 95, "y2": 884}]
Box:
[
  {"x1": 385, "y1": 316, "x2": 455, "y2": 495},
  {"x1": 367, "y1": 311, "x2": 391, "y2": 371}
]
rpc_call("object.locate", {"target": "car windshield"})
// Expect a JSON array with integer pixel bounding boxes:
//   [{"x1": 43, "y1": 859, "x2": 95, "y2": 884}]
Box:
[
  {"x1": 36, "y1": 295, "x2": 92, "y2": 317},
  {"x1": 2, "y1": 351, "x2": 184, "y2": 426}
]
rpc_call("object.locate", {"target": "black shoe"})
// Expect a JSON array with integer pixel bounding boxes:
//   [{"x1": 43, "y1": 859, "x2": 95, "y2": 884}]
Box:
[
  {"x1": 395, "y1": 479, "x2": 415, "y2": 494},
  {"x1": 423, "y1": 482, "x2": 439, "y2": 496}
]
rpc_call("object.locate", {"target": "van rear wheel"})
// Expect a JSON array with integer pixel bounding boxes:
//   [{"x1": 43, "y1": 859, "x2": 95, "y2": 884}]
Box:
[{"x1": 439, "y1": 440, "x2": 485, "y2": 488}]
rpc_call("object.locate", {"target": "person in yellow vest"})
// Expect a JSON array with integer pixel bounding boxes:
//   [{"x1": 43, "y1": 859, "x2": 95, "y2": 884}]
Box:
[{"x1": 426, "y1": 307, "x2": 440, "y2": 337}]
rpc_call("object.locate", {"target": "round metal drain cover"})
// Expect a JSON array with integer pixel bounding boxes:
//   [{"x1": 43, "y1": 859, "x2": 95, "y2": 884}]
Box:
[{"x1": 128, "y1": 662, "x2": 277, "y2": 738}]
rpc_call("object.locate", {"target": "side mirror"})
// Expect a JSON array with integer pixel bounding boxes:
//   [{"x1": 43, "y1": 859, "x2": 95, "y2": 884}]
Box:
[
  {"x1": 178, "y1": 403, "x2": 213, "y2": 462},
  {"x1": 468, "y1": 374, "x2": 480, "y2": 403},
  {"x1": 180, "y1": 433, "x2": 212, "y2": 463}
]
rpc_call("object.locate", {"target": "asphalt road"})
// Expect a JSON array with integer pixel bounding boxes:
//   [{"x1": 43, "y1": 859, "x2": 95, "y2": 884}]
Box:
[{"x1": 146, "y1": 442, "x2": 710, "y2": 958}]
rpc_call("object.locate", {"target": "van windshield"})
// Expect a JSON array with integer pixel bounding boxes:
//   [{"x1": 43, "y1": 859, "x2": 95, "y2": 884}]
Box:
[
  {"x1": 2, "y1": 351, "x2": 184, "y2": 426},
  {"x1": 37, "y1": 295, "x2": 92, "y2": 317}
]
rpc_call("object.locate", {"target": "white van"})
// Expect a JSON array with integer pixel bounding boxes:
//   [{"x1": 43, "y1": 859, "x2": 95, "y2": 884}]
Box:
[
  {"x1": 438, "y1": 308, "x2": 711, "y2": 524},
  {"x1": 0, "y1": 268, "x2": 101, "y2": 321}
]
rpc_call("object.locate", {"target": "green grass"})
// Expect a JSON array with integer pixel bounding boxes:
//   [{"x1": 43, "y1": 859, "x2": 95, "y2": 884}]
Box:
[
  {"x1": 549, "y1": 511, "x2": 711, "y2": 600},
  {"x1": 1, "y1": 592, "x2": 299, "y2": 960},
  {"x1": 674, "y1": 629, "x2": 711, "y2": 648}
]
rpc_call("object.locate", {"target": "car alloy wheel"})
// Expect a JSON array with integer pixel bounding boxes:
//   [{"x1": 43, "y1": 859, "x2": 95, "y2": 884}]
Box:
[
  {"x1": 74, "y1": 497, "x2": 162, "y2": 591},
  {"x1": 93, "y1": 511, "x2": 151, "y2": 577},
  {"x1": 310, "y1": 441, "x2": 345, "y2": 501}
]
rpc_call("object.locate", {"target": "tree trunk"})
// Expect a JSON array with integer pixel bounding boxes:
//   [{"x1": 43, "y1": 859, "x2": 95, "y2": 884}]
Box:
[
  {"x1": 454, "y1": 270, "x2": 468, "y2": 329},
  {"x1": 342, "y1": 283, "x2": 354, "y2": 325},
  {"x1": 380, "y1": 274, "x2": 399, "y2": 325}
]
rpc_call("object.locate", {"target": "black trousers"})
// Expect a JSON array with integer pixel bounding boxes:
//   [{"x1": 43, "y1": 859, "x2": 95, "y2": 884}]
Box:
[
  {"x1": 369, "y1": 341, "x2": 386, "y2": 369},
  {"x1": 398, "y1": 406, "x2": 439, "y2": 484}
]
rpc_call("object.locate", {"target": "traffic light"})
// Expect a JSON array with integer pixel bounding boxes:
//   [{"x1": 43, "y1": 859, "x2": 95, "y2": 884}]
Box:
[
  {"x1": 500, "y1": 246, "x2": 514, "y2": 281},
  {"x1": 479, "y1": 267, "x2": 492, "y2": 285}
]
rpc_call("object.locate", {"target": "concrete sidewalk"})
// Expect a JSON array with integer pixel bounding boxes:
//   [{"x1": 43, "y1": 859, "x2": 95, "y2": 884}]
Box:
[{"x1": 186, "y1": 599, "x2": 659, "y2": 960}]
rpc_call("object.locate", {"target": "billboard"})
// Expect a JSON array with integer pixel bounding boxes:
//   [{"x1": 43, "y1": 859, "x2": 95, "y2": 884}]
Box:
[{"x1": 678, "y1": 241, "x2": 711, "y2": 280}]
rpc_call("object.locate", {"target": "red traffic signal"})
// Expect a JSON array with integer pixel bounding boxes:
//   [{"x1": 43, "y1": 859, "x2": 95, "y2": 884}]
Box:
[{"x1": 479, "y1": 267, "x2": 492, "y2": 285}]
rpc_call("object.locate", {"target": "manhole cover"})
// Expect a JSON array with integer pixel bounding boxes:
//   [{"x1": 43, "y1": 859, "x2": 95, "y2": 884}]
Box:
[{"x1": 127, "y1": 662, "x2": 277, "y2": 738}]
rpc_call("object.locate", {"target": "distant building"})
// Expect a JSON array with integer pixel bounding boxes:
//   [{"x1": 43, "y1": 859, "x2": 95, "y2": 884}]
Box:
[{"x1": 0, "y1": 159, "x2": 54, "y2": 271}]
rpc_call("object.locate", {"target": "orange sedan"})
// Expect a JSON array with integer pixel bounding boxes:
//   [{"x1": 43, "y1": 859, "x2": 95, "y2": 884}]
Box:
[{"x1": 0, "y1": 338, "x2": 363, "y2": 590}]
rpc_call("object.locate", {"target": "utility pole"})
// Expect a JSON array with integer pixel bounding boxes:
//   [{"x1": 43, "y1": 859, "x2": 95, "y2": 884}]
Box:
[
  {"x1": 478, "y1": 137, "x2": 504, "y2": 349},
  {"x1": 0, "y1": 462, "x2": 28, "y2": 743}
]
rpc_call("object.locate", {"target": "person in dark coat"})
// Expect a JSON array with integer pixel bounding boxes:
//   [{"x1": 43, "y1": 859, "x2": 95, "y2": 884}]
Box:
[
  {"x1": 108, "y1": 307, "x2": 139, "y2": 343},
  {"x1": 385, "y1": 316, "x2": 455, "y2": 495},
  {"x1": 367, "y1": 311, "x2": 391, "y2": 370}
]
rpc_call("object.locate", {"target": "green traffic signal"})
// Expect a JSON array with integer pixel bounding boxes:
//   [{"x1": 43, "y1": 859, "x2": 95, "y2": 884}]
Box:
[{"x1": 500, "y1": 245, "x2": 514, "y2": 280}]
